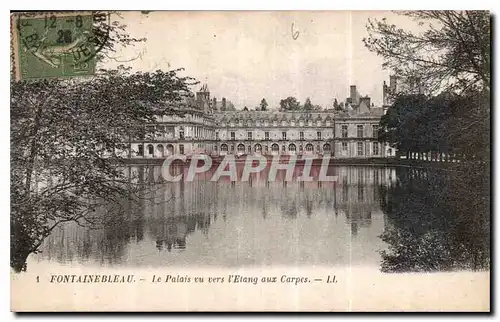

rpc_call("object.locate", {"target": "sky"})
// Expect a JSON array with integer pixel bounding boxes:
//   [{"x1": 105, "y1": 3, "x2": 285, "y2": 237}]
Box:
[{"x1": 104, "y1": 11, "x2": 415, "y2": 110}]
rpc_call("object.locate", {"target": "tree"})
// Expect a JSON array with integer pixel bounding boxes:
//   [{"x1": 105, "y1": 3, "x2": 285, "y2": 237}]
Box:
[
  {"x1": 279, "y1": 96, "x2": 300, "y2": 111},
  {"x1": 259, "y1": 98, "x2": 268, "y2": 111},
  {"x1": 226, "y1": 101, "x2": 236, "y2": 111},
  {"x1": 10, "y1": 67, "x2": 195, "y2": 272},
  {"x1": 364, "y1": 11, "x2": 490, "y2": 95},
  {"x1": 333, "y1": 98, "x2": 340, "y2": 110},
  {"x1": 368, "y1": 11, "x2": 490, "y2": 168},
  {"x1": 303, "y1": 97, "x2": 313, "y2": 111},
  {"x1": 379, "y1": 92, "x2": 490, "y2": 162}
]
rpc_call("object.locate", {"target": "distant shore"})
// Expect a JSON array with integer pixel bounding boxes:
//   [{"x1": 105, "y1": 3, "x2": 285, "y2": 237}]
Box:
[{"x1": 120, "y1": 156, "x2": 471, "y2": 169}]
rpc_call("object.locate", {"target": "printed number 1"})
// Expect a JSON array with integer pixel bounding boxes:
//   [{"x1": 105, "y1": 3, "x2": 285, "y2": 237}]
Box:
[{"x1": 36, "y1": 276, "x2": 39, "y2": 283}]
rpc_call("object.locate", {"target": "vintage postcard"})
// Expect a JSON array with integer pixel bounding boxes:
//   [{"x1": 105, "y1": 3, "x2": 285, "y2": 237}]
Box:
[{"x1": 10, "y1": 10, "x2": 490, "y2": 312}]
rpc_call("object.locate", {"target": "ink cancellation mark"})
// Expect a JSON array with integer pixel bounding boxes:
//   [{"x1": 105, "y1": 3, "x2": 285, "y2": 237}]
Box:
[{"x1": 11, "y1": 12, "x2": 108, "y2": 80}]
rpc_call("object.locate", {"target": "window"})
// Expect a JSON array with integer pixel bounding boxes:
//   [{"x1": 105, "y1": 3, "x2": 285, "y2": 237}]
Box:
[
  {"x1": 214, "y1": 145, "x2": 218, "y2": 152},
  {"x1": 289, "y1": 144, "x2": 296, "y2": 152},
  {"x1": 148, "y1": 144, "x2": 154, "y2": 155},
  {"x1": 237, "y1": 144, "x2": 245, "y2": 153},
  {"x1": 306, "y1": 144, "x2": 314, "y2": 152},
  {"x1": 317, "y1": 131, "x2": 322, "y2": 140},
  {"x1": 357, "y1": 125, "x2": 364, "y2": 138},
  {"x1": 282, "y1": 131, "x2": 287, "y2": 140},
  {"x1": 248, "y1": 145, "x2": 252, "y2": 153},
  {"x1": 372, "y1": 125, "x2": 379, "y2": 138},
  {"x1": 342, "y1": 142, "x2": 348, "y2": 151},
  {"x1": 265, "y1": 132, "x2": 269, "y2": 140},
  {"x1": 373, "y1": 142, "x2": 379, "y2": 155},
  {"x1": 271, "y1": 144, "x2": 279, "y2": 152},
  {"x1": 299, "y1": 132, "x2": 304, "y2": 140},
  {"x1": 179, "y1": 144, "x2": 184, "y2": 154},
  {"x1": 357, "y1": 142, "x2": 364, "y2": 156},
  {"x1": 231, "y1": 132, "x2": 235, "y2": 140},
  {"x1": 341, "y1": 125, "x2": 348, "y2": 138},
  {"x1": 265, "y1": 145, "x2": 269, "y2": 152},
  {"x1": 216, "y1": 132, "x2": 219, "y2": 140},
  {"x1": 157, "y1": 144, "x2": 164, "y2": 157},
  {"x1": 138, "y1": 144, "x2": 144, "y2": 156},
  {"x1": 179, "y1": 130, "x2": 185, "y2": 140},
  {"x1": 248, "y1": 131, "x2": 252, "y2": 140},
  {"x1": 255, "y1": 144, "x2": 262, "y2": 152}
]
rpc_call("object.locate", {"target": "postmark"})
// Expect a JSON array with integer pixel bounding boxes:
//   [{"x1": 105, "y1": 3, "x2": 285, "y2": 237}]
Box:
[{"x1": 11, "y1": 11, "x2": 110, "y2": 80}]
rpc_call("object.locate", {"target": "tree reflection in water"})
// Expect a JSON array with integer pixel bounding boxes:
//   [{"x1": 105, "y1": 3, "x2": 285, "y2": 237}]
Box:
[{"x1": 378, "y1": 166, "x2": 490, "y2": 272}]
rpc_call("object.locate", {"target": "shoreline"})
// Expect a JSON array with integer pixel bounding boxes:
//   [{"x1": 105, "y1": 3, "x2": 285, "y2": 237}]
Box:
[{"x1": 119, "y1": 156, "x2": 472, "y2": 170}]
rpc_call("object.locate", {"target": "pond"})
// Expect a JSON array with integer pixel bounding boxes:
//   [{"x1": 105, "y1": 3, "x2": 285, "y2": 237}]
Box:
[{"x1": 28, "y1": 165, "x2": 490, "y2": 273}]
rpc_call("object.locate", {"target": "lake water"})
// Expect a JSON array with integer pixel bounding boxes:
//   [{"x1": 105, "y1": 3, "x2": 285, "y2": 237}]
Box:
[{"x1": 28, "y1": 165, "x2": 490, "y2": 273}]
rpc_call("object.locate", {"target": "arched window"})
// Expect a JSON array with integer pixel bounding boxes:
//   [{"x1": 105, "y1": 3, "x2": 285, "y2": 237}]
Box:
[
  {"x1": 323, "y1": 144, "x2": 331, "y2": 153},
  {"x1": 221, "y1": 144, "x2": 228, "y2": 152},
  {"x1": 305, "y1": 144, "x2": 314, "y2": 152},
  {"x1": 166, "y1": 144, "x2": 174, "y2": 155},
  {"x1": 237, "y1": 144, "x2": 245, "y2": 153},
  {"x1": 147, "y1": 144, "x2": 154, "y2": 155},
  {"x1": 271, "y1": 143, "x2": 279, "y2": 152},
  {"x1": 254, "y1": 144, "x2": 262, "y2": 152},
  {"x1": 288, "y1": 144, "x2": 297, "y2": 151},
  {"x1": 157, "y1": 144, "x2": 165, "y2": 157}
]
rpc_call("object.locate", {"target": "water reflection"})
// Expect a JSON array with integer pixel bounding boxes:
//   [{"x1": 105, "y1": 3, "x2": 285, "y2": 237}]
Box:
[
  {"x1": 32, "y1": 164, "x2": 489, "y2": 272},
  {"x1": 378, "y1": 167, "x2": 490, "y2": 272},
  {"x1": 34, "y1": 165, "x2": 394, "y2": 268}
]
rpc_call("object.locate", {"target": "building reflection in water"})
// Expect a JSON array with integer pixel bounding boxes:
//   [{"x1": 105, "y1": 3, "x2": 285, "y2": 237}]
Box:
[{"x1": 35, "y1": 165, "x2": 397, "y2": 268}]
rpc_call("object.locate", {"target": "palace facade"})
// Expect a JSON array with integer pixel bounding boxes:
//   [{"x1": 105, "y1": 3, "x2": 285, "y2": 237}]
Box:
[{"x1": 129, "y1": 79, "x2": 397, "y2": 159}]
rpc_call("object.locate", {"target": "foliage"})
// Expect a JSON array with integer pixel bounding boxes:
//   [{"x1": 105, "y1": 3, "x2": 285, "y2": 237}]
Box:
[
  {"x1": 364, "y1": 10, "x2": 490, "y2": 95},
  {"x1": 378, "y1": 92, "x2": 489, "y2": 162},
  {"x1": 279, "y1": 96, "x2": 322, "y2": 111},
  {"x1": 226, "y1": 101, "x2": 236, "y2": 111},
  {"x1": 259, "y1": 98, "x2": 268, "y2": 111},
  {"x1": 10, "y1": 67, "x2": 196, "y2": 272},
  {"x1": 303, "y1": 97, "x2": 313, "y2": 111},
  {"x1": 279, "y1": 96, "x2": 300, "y2": 111},
  {"x1": 333, "y1": 98, "x2": 342, "y2": 111}
]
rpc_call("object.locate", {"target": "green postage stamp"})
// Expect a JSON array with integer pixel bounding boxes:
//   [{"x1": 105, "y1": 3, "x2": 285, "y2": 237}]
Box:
[{"x1": 11, "y1": 12, "x2": 99, "y2": 80}]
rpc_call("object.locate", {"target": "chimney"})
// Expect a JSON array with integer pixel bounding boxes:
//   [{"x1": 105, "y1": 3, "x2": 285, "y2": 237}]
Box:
[
  {"x1": 350, "y1": 85, "x2": 358, "y2": 105},
  {"x1": 389, "y1": 75, "x2": 397, "y2": 94}
]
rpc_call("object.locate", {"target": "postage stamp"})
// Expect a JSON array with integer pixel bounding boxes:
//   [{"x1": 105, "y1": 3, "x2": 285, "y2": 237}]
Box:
[{"x1": 11, "y1": 12, "x2": 100, "y2": 80}]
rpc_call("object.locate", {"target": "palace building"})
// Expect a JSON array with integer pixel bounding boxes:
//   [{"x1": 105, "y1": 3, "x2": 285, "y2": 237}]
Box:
[{"x1": 128, "y1": 79, "x2": 397, "y2": 159}]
